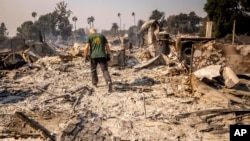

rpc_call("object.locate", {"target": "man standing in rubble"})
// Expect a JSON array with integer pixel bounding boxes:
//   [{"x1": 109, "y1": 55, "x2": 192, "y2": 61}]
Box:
[{"x1": 84, "y1": 28, "x2": 112, "y2": 92}]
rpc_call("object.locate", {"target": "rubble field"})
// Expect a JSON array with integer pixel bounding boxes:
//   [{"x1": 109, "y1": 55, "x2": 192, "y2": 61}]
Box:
[{"x1": 0, "y1": 39, "x2": 250, "y2": 141}]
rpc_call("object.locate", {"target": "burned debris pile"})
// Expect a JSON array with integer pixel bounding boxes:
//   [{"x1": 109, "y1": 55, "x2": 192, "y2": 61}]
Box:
[{"x1": 0, "y1": 39, "x2": 57, "y2": 69}]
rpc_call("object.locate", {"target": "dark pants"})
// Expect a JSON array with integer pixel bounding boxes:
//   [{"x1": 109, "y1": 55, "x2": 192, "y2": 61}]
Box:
[{"x1": 90, "y1": 57, "x2": 111, "y2": 85}]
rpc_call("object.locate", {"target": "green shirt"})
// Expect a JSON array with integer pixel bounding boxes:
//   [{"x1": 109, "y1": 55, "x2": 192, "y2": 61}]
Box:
[{"x1": 87, "y1": 33, "x2": 108, "y2": 58}]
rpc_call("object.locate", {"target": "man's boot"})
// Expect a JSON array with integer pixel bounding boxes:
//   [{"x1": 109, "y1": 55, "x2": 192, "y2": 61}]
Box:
[
  {"x1": 92, "y1": 83, "x2": 98, "y2": 88},
  {"x1": 107, "y1": 81, "x2": 112, "y2": 93}
]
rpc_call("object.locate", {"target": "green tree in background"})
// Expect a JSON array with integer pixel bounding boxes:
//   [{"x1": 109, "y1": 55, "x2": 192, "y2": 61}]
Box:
[
  {"x1": 166, "y1": 11, "x2": 202, "y2": 35},
  {"x1": 0, "y1": 22, "x2": 8, "y2": 36},
  {"x1": 149, "y1": 9, "x2": 167, "y2": 29},
  {"x1": 35, "y1": 13, "x2": 54, "y2": 41},
  {"x1": 16, "y1": 21, "x2": 33, "y2": 39},
  {"x1": 16, "y1": 13, "x2": 54, "y2": 41},
  {"x1": 137, "y1": 19, "x2": 145, "y2": 29},
  {"x1": 16, "y1": 1, "x2": 73, "y2": 41},
  {"x1": 53, "y1": 1, "x2": 72, "y2": 40},
  {"x1": 149, "y1": 9, "x2": 165, "y2": 21},
  {"x1": 204, "y1": 0, "x2": 250, "y2": 37}
]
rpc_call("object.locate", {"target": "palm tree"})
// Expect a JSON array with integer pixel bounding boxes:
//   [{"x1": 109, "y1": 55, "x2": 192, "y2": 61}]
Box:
[
  {"x1": 87, "y1": 16, "x2": 95, "y2": 29},
  {"x1": 132, "y1": 12, "x2": 137, "y2": 44},
  {"x1": 117, "y1": 13, "x2": 121, "y2": 32},
  {"x1": 132, "y1": 12, "x2": 136, "y2": 26},
  {"x1": 87, "y1": 17, "x2": 91, "y2": 28},
  {"x1": 90, "y1": 16, "x2": 95, "y2": 28},
  {"x1": 32, "y1": 12, "x2": 37, "y2": 22},
  {"x1": 72, "y1": 16, "x2": 78, "y2": 31},
  {"x1": 72, "y1": 16, "x2": 77, "y2": 42}
]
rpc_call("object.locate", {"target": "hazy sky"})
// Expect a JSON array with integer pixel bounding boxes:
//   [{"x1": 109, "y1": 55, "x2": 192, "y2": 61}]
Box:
[{"x1": 0, "y1": 0, "x2": 207, "y2": 37}]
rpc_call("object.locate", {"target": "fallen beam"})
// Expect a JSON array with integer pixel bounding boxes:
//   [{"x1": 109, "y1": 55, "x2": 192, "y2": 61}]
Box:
[
  {"x1": 221, "y1": 88, "x2": 250, "y2": 97},
  {"x1": 223, "y1": 93, "x2": 245, "y2": 104},
  {"x1": 113, "y1": 85, "x2": 153, "y2": 93},
  {"x1": 15, "y1": 112, "x2": 56, "y2": 141},
  {"x1": 239, "y1": 79, "x2": 250, "y2": 87},
  {"x1": 0, "y1": 133, "x2": 41, "y2": 139},
  {"x1": 176, "y1": 109, "x2": 250, "y2": 119},
  {"x1": 43, "y1": 94, "x2": 71, "y2": 103}
]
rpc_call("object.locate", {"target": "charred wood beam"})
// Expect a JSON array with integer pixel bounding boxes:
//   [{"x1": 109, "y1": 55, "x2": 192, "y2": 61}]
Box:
[
  {"x1": 42, "y1": 86, "x2": 93, "y2": 102},
  {"x1": 0, "y1": 133, "x2": 41, "y2": 139},
  {"x1": 189, "y1": 112, "x2": 250, "y2": 129},
  {"x1": 15, "y1": 112, "x2": 55, "y2": 141},
  {"x1": 176, "y1": 109, "x2": 250, "y2": 119},
  {"x1": 35, "y1": 86, "x2": 57, "y2": 97},
  {"x1": 41, "y1": 85, "x2": 93, "y2": 113},
  {"x1": 71, "y1": 86, "x2": 93, "y2": 114},
  {"x1": 43, "y1": 94, "x2": 71, "y2": 103},
  {"x1": 70, "y1": 85, "x2": 93, "y2": 95},
  {"x1": 179, "y1": 37, "x2": 215, "y2": 42},
  {"x1": 113, "y1": 85, "x2": 153, "y2": 93}
]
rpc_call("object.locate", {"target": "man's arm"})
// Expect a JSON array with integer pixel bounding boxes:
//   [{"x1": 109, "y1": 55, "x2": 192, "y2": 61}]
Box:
[
  {"x1": 105, "y1": 43, "x2": 111, "y2": 61},
  {"x1": 84, "y1": 43, "x2": 90, "y2": 57},
  {"x1": 105, "y1": 43, "x2": 111, "y2": 55}
]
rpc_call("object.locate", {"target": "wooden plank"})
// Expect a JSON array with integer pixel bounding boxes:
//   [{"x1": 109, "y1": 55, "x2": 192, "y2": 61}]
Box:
[
  {"x1": 222, "y1": 67, "x2": 240, "y2": 88},
  {"x1": 223, "y1": 93, "x2": 245, "y2": 104},
  {"x1": 239, "y1": 79, "x2": 250, "y2": 87},
  {"x1": 221, "y1": 88, "x2": 250, "y2": 97}
]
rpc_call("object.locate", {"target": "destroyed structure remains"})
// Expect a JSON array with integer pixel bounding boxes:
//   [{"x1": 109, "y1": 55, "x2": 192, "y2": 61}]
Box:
[{"x1": 0, "y1": 19, "x2": 250, "y2": 141}]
